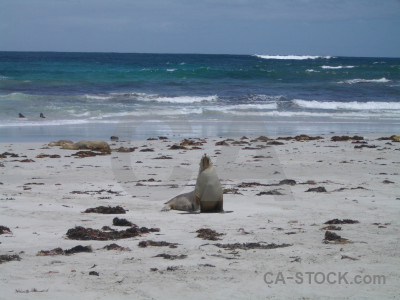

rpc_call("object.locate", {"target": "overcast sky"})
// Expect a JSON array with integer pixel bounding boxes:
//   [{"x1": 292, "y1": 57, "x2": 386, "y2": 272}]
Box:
[{"x1": 1, "y1": 0, "x2": 399, "y2": 57}]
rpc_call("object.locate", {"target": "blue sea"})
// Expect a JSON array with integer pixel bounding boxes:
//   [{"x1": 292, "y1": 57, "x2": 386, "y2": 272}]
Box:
[{"x1": 0, "y1": 52, "x2": 399, "y2": 142}]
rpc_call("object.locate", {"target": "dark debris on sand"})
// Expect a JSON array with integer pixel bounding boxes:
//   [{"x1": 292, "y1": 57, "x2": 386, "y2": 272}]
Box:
[
  {"x1": 154, "y1": 253, "x2": 187, "y2": 260},
  {"x1": 66, "y1": 225, "x2": 159, "y2": 240},
  {"x1": 102, "y1": 243, "x2": 131, "y2": 251},
  {"x1": 0, "y1": 152, "x2": 19, "y2": 158},
  {"x1": 237, "y1": 182, "x2": 269, "y2": 188},
  {"x1": 71, "y1": 189, "x2": 121, "y2": 195},
  {"x1": 305, "y1": 186, "x2": 327, "y2": 193},
  {"x1": 257, "y1": 189, "x2": 284, "y2": 196},
  {"x1": 324, "y1": 231, "x2": 352, "y2": 244},
  {"x1": 138, "y1": 240, "x2": 178, "y2": 248},
  {"x1": 213, "y1": 242, "x2": 292, "y2": 250},
  {"x1": 83, "y1": 206, "x2": 126, "y2": 214},
  {"x1": 113, "y1": 217, "x2": 133, "y2": 226},
  {"x1": 72, "y1": 151, "x2": 108, "y2": 158},
  {"x1": 115, "y1": 147, "x2": 137, "y2": 153},
  {"x1": 377, "y1": 135, "x2": 400, "y2": 142},
  {"x1": 37, "y1": 245, "x2": 93, "y2": 256},
  {"x1": 331, "y1": 135, "x2": 364, "y2": 142},
  {"x1": 0, "y1": 225, "x2": 12, "y2": 234},
  {"x1": 277, "y1": 135, "x2": 323, "y2": 141},
  {"x1": 36, "y1": 154, "x2": 61, "y2": 158},
  {"x1": 196, "y1": 228, "x2": 224, "y2": 241},
  {"x1": 320, "y1": 225, "x2": 342, "y2": 231},
  {"x1": 324, "y1": 219, "x2": 359, "y2": 225},
  {"x1": 0, "y1": 254, "x2": 21, "y2": 264},
  {"x1": 89, "y1": 271, "x2": 99, "y2": 276}
]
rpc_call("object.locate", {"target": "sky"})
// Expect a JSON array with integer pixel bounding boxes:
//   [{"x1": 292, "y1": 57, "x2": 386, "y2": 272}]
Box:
[{"x1": 0, "y1": 0, "x2": 399, "y2": 57}]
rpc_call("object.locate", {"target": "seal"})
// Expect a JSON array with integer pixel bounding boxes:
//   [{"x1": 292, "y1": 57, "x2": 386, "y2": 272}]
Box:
[
  {"x1": 60, "y1": 140, "x2": 111, "y2": 154},
  {"x1": 162, "y1": 190, "x2": 198, "y2": 212},
  {"x1": 195, "y1": 154, "x2": 223, "y2": 212},
  {"x1": 48, "y1": 140, "x2": 74, "y2": 147}
]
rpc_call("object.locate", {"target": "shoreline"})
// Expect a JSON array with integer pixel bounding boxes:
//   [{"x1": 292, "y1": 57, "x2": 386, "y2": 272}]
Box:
[
  {"x1": 1, "y1": 133, "x2": 399, "y2": 299},
  {"x1": 1, "y1": 117, "x2": 400, "y2": 143}
]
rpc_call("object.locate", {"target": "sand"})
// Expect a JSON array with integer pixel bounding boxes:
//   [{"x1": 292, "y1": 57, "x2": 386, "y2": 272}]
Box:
[{"x1": 0, "y1": 134, "x2": 399, "y2": 299}]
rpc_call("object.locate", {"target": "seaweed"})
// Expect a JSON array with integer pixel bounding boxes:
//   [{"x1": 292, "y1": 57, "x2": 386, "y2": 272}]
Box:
[
  {"x1": 138, "y1": 240, "x2": 178, "y2": 248},
  {"x1": 324, "y1": 219, "x2": 359, "y2": 225},
  {"x1": 0, "y1": 254, "x2": 21, "y2": 264},
  {"x1": 112, "y1": 217, "x2": 133, "y2": 226},
  {"x1": 213, "y1": 242, "x2": 291, "y2": 250},
  {"x1": 66, "y1": 225, "x2": 159, "y2": 240},
  {"x1": 257, "y1": 190, "x2": 284, "y2": 196},
  {"x1": 305, "y1": 186, "x2": 327, "y2": 193},
  {"x1": 154, "y1": 254, "x2": 187, "y2": 260},
  {"x1": 83, "y1": 206, "x2": 126, "y2": 214},
  {"x1": 324, "y1": 231, "x2": 352, "y2": 244},
  {"x1": 196, "y1": 228, "x2": 224, "y2": 241},
  {"x1": 37, "y1": 245, "x2": 92, "y2": 256},
  {"x1": 0, "y1": 225, "x2": 11, "y2": 235},
  {"x1": 103, "y1": 243, "x2": 131, "y2": 251}
]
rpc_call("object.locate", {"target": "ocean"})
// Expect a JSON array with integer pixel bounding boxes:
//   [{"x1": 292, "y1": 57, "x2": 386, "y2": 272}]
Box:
[{"x1": 0, "y1": 52, "x2": 399, "y2": 142}]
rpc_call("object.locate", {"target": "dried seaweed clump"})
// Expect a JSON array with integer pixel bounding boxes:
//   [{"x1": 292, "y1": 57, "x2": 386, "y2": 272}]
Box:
[
  {"x1": 213, "y1": 242, "x2": 291, "y2": 250},
  {"x1": 66, "y1": 225, "x2": 159, "y2": 241},
  {"x1": 0, "y1": 226, "x2": 11, "y2": 235},
  {"x1": 323, "y1": 231, "x2": 352, "y2": 244},
  {"x1": 138, "y1": 240, "x2": 178, "y2": 248},
  {"x1": 37, "y1": 245, "x2": 92, "y2": 256},
  {"x1": 83, "y1": 206, "x2": 126, "y2": 214},
  {"x1": 113, "y1": 217, "x2": 133, "y2": 226},
  {"x1": 196, "y1": 228, "x2": 224, "y2": 241},
  {"x1": 0, "y1": 254, "x2": 21, "y2": 264},
  {"x1": 103, "y1": 243, "x2": 131, "y2": 251},
  {"x1": 324, "y1": 219, "x2": 359, "y2": 225},
  {"x1": 154, "y1": 253, "x2": 187, "y2": 260}
]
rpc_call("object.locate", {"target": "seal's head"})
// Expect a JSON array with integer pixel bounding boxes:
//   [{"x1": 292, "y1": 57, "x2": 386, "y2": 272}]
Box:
[{"x1": 199, "y1": 154, "x2": 212, "y2": 171}]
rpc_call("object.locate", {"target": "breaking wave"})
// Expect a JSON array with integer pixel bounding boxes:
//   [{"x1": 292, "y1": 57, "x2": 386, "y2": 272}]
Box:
[
  {"x1": 293, "y1": 99, "x2": 400, "y2": 110},
  {"x1": 339, "y1": 78, "x2": 391, "y2": 84},
  {"x1": 255, "y1": 55, "x2": 332, "y2": 60},
  {"x1": 135, "y1": 95, "x2": 219, "y2": 104},
  {"x1": 321, "y1": 65, "x2": 355, "y2": 69}
]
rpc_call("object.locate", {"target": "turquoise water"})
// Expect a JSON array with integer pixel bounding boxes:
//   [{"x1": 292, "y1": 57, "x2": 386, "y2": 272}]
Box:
[{"x1": 0, "y1": 52, "x2": 399, "y2": 141}]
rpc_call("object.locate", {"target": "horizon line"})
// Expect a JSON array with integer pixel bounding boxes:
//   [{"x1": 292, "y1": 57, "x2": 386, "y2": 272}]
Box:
[{"x1": 0, "y1": 50, "x2": 399, "y2": 59}]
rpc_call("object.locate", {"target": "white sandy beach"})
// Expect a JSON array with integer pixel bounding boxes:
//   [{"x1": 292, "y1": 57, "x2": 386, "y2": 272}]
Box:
[{"x1": 0, "y1": 134, "x2": 399, "y2": 299}]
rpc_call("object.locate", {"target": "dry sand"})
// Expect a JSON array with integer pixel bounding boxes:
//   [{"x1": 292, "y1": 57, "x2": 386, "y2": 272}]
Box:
[{"x1": 0, "y1": 134, "x2": 399, "y2": 299}]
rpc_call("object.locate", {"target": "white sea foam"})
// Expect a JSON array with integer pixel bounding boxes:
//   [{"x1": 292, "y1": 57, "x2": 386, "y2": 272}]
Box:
[
  {"x1": 0, "y1": 119, "x2": 90, "y2": 127},
  {"x1": 293, "y1": 99, "x2": 400, "y2": 110},
  {"x1": 306, "y1": 69, "x2": 320, "y2": 73},
  {"x1": 321, "y1": 65, "x2": 355, "y2": 69},
  {"x1": 84, "y1": 94, "x2": 113, "y2": 100},
  {"x1": 339, "y1": 78, "x2": 391, "y2": 84},
  {"x1": 71, "y1": 111, "x2": 91, "y2": 117},
  {"x1": 166, "y1": 69, "x2": 177, "y2": 72},
  {"x1": 136, "y1": 95, "x2": 219, "y2": 104},
  {"x1": 214, "y1": 103, "x2": 278, "y2": 111},
  {"x1": 255, "y1": 55, "x2": 332, "y2": 60}
]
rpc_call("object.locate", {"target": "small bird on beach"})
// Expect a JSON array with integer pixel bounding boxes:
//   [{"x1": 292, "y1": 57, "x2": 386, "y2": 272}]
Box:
[
  {"x1": 18, "y1": 113, "x2": 25, "y2": 118},
  {"x1": 40, "y1": 113, "x2": 46, "y2": 118}
]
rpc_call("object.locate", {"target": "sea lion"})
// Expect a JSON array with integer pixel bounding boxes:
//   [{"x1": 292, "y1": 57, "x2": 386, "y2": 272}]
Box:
[
  {"x1": 18, "y1": 113, "x2": 25, "y2": 118},
  {"x1": 40, "y1": 113, "x2": 45, "y2": 118},
  {"x1": 60, "y1": 140, "x2": 111, "y2": 154},
  {"x1": 48, "y1": 140, "x2": 74, "y2": 147},
  {"x1": 195, "y1": 154, "x2": 223, "y2": 212},
  {"x1": 162, "y1": 190, "x2": 198, "y2": 212}
]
